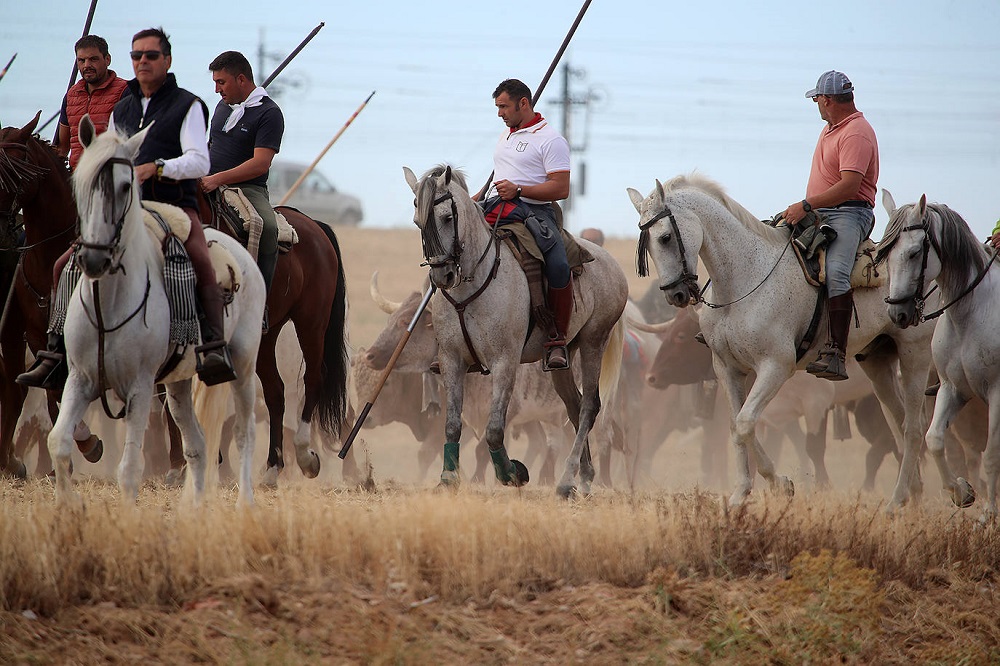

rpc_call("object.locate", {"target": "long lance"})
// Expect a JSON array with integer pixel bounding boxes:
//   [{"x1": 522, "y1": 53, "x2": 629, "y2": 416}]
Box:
[
  {"x1": 338, "y1": 283, "x2": 436, "y2": 459},
  {"x1": 0, "y1": 53, "x2": 17, "y2": 86},
  {"x1": 338, "y1": 0, "x2": 594, "y2": 461},
  {"x1": 278, "y1": 90, "x2": 375, "y2": 206},
  {"x1": 476, "y1": 0, "x2": 593, "y2": 199},
  {"x1": 40, "y1": 0, "x2": 99, "y2": 135},
  {"x1": 261, "y1": 21, "x2": 325, "y2": 89}
]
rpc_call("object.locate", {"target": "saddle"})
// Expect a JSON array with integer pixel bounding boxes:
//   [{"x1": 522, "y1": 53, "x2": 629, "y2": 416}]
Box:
[
  {"x1": 209, "y1": 186, "x2": 299, "y2": 260},
  {"x1": 769, "y1": 212, "x2": 883, "y2": 290}
]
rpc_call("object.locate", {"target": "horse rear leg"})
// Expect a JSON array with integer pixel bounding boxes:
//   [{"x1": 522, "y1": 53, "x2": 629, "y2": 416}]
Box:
[
  {"x1": 552, "y1": 353, "x2": 599, "y2": 498},
  {"x1": 257, "y1": 333, "x2": 291, "y2": 487},
  {"x1": 289, "y1": 326, "x2": 323, "y2": 480},
  {"x1": 926, "y1": 383, "x2": 975, "y2": 509},
  {"x1": 230, "y1": 374, "x2": 258, "y2": 506}
]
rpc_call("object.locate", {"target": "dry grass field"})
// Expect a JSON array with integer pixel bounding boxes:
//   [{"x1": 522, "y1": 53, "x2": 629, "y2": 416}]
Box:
[{"x1": 2, "y1": 226, "x2": 999, "y2": 664}]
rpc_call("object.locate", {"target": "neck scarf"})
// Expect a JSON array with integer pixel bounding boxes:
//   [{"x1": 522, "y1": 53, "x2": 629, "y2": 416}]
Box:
[{"x1": 222, "y1": 86, "x2": 268, "y2": 133}]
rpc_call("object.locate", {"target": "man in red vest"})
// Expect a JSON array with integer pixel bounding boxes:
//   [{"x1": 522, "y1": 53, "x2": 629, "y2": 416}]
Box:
[{"x1": 54, "y1": 35, "x2": 128, "y2": 170}]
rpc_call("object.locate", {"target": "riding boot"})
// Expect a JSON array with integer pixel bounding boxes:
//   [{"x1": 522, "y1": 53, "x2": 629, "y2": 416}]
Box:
[
  {"x1": 257, "y1": 247, "x2": 278, "y2": 333},
  {"x1": 194, "y1": 281, "x2": 237, "y2": 386},
  {"x1": 806, "y1": 290, "x2": 853, "y2": 381},
  {"x1": 543, "y1": 280, "x2": 574, "y2": 371},
  {"x1": 16, "y1": 332, "x2": 67, "y2": 390}
]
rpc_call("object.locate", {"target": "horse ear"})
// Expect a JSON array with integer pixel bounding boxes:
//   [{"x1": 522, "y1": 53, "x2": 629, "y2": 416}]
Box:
[
  {"x1": 655, "y1": 179, "x2": 666, "y2": 201},
  {"x1": 78, "y1": 114, "x2": 96, "y2": 148},
  {"x1": 627, "y1": 187, "x2": 645, "y2": 214},
  {"x1": 22, "y1": 110, "x2": 41, "y2": 136},
  {"x1": 403, "y1": 166, "x2": 419, "y2": 194},
  {"x1": 918, "y1": 194, "x2": 927, "y2": 215},
  {"x1": 123, "y1": 121, "x2": 154, "y2": 159},
  {"x1": 881, "y1": 189, "x2": 897, "y2": 216},
  {"x1": 444, "y1": 165, "x2": 453, "y2": 186}
]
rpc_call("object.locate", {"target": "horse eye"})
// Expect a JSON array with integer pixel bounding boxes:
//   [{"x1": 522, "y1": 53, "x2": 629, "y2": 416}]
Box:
[{"x1": 658, "y1": 233, "x2": 671, "y2": 245}]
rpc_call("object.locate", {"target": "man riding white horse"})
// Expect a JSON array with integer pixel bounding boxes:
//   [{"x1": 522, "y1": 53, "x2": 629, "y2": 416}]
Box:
[
  {"x1": 474, "y1": 78, "x2": 573, "y2": 370},
  {"x1": 782, "y1": 70, "x2": 880, "y2": 382}
]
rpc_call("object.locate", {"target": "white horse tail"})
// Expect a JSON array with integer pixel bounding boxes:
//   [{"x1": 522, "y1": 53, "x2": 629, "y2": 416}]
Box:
[
  {"x1": 192, "y1": 380, "x2": 231, "y2": 493},
  {"x1": 598, "y1": 313, "x2": 626, "y2": 407}
]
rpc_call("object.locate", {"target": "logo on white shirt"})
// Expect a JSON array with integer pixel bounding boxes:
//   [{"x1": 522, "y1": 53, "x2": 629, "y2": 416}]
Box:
[{"x1": 516, "y1": 141, "x2": 528, "y2": 152}]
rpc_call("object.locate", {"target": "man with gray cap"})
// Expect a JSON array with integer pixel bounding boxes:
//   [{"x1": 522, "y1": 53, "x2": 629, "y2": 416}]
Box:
[{"x1": 782, "y1": 70, "x2": 879, "y2": 382}]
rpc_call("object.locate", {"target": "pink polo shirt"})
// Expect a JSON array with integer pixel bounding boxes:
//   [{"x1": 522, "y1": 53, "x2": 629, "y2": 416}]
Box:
[{"x1": 806, "y1": 111, "x2": 879, "y2": 207}]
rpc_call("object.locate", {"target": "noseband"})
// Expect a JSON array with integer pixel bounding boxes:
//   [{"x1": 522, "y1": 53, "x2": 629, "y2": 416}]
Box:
[
  {"x1": 419, "y1": 191, "x2": 461, "y2": 271},
  {"x1": 638, "y1": 204, "x2": 701, "y2": 297},
  {"x1": 76, "y1": 156, "x2": 135, "y2": 271}
]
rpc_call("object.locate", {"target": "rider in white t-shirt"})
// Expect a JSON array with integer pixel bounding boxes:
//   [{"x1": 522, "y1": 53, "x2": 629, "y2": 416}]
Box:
[{"x1": 476, "y1": 78, "x2": 573, "y2": 370}]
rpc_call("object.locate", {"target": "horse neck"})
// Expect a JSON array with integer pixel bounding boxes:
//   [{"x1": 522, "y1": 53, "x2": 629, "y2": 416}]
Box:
[
  {"x1": 454, "y1": 200, "x2": 499, "y2": 290},
  {"x1": 685, "y1": 193, "x2": 788, "y2": 294},
  {"x1": 21, "y1": 143, "x2": 75, "y2": 259}
]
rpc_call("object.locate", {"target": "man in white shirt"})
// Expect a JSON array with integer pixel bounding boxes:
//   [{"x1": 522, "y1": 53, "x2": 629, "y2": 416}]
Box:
[{"x1": 477, "y1": 78, "x2": 573, "y2": 370}]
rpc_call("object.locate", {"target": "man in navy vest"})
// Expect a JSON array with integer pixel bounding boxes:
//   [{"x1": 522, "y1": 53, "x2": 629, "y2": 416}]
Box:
[{"x1": 18, "y1": 27, "x2": 235, "y2": 388}]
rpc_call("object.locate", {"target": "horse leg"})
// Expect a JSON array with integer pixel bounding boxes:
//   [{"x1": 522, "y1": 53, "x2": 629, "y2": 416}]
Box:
[
  {"x1": 981, "y1": 396, "x2": 1000, "y2": 522},
  {"x1": 230, "y1": 374, "x2": 258, "y2": 507},
  {"x1": 292, "y1": 325, "x2": 324, "y2": 480},
  {"x1": 805, "y1": 412, "x2": 831, "y2": 489},
  {"x1": 925, "y1": 384, "x2": 974, "y2": 508},
  {"x1": 162, "y1": 393, "x2": 186, "y2": 486},
  {"x1": 165, "y1": 380, "x2": 209, "y2": 505},
  {"x1": 553, "y1": 351, "x2": 601, "y2": 498},
  {"x1": 117, "y1": 385, "x2": 154, "y2": 502},
  {"x1": 257, "y1": 333, "x2": 289, "y2": 487},
  {"x1": 482, "y1": 363, "x2": 524, "y2": 487},
  {"x1": 438, "y1": 358, "x2": 467, "y2": 486},
  {"x1": 0, "y1": 327, "x2": 29, "y2": 478},
  {"x1": 46, "y1": 379, "x2": 92, "y2": 504}
]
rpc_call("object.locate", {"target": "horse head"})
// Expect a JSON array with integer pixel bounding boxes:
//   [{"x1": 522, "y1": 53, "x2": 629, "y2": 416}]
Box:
[
  {"x1": 0, "y1": 111, "x2": 51, "y2": 225},
  {"x1": 628, "y1": 178, "x2": 703, "y2": 308},
  {"x1": 880, "y1": 194, "x2": 941, "y2": 328},
  {"x1": 404, "y1": 164, "x2": 471, "y2": 290},
  {"x1": 73, "y1": 114, "x2": 151, "y2": 278}
]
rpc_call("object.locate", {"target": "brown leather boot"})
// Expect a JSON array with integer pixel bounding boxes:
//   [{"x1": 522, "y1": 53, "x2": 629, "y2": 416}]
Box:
[
  {"x1": 543, "y1": 281, "x2": 574, "y2": 371},
  {"x1": 806, "y1": 290, "x2": 853, "y2": 381},
  {"x1": 17, "y1": 332, "x2": 67, "y2": 390},
  {"x1": 195, "y1": 281, "x2": 237, "y2": 386}
]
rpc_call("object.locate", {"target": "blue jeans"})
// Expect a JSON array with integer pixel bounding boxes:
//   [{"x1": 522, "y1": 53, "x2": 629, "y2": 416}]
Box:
[{"x1": 819, "y1": 206, "x2": 875, "y2": 298}]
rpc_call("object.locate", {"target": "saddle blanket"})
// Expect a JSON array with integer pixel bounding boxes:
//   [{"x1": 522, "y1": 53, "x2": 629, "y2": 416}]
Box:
[
  {"x1": 222, "y1": 186, "x2": 299, "y2": 252},
  {"x1": 141, "y1": 201, "x2": 239, "y2": 293}
]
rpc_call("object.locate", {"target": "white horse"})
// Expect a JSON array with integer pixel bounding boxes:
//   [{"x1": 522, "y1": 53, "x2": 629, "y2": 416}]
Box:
[
  {"x1": 627, "y1": 174, "x2": 937, "y2": 509},
  {"x1": 47, "y1": 115, "x2": 266, "y2": 505},
  {"x1": 881, "y1": 193, "x2": 984, "y2": 516},
  {"x1": 404, "y1": 165, "x2": 628, "y2": 497}
]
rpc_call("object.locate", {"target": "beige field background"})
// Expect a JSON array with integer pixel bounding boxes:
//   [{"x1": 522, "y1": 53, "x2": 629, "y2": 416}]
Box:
[{"x1": 2, "y1": 226, "x2": 999, "y2": 664}]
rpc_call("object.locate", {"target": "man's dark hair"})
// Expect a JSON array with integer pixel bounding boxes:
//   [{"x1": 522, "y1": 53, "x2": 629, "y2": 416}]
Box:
[
  {"x1": 208, "y1": 51, "x2": 254, "y2": 82},
  {"x1": 132, "y1": 27, "x2": 171, "y2": 56},
  {"x1": 493, "y1": 79, "x2": 532, "y2": 105},
  {"x1": 75, "y1": 35, "x2": 110, "y2": 57},
  {"x1": 831, "y1": 91, "x2": 854, "y2": 104}
]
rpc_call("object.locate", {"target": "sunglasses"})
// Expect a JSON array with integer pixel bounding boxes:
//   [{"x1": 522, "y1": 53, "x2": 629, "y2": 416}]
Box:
[{"x1": 130, "y1": 50, "x2": 163, "y2": 61}]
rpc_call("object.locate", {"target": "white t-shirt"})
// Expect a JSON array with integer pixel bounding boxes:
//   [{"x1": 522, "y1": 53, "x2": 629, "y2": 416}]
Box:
[{"x1": 492, "y1": 117, "x2": 570, "y2": 204}]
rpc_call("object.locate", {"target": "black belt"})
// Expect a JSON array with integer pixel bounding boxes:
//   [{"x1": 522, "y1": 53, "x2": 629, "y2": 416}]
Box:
[{"x1": 834, "y1": 200, "x2": 873, "y2": 209}]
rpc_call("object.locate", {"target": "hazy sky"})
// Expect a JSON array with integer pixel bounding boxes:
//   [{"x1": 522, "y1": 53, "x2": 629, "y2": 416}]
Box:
[{"x1": 3, "y1": 1, "x2": 998, "y2": 240}]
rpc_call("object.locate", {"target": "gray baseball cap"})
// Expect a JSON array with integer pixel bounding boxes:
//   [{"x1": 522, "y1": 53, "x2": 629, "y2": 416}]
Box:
[{"x1": 805, "y1": 70, "x2": 854, "y2": 98}]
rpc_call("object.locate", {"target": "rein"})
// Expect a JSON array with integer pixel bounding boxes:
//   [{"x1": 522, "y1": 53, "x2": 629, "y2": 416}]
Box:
[
  {"x1": 638, "y1": 203, "x2": 795, "y2": 309},
  {"x1": 419, "y1": 188, "x2": 503, "y2": 374},
  {"x1": 884, "y1": 220, "x2": 999, "y2": 323}
]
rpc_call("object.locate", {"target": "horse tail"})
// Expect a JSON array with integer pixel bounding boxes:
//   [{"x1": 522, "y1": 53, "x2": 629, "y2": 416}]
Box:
[
  {"x1": 313, "y1": 220, "x2": 350, "y2": 436},
  {"x1": 598, "y1": 312, "x2": 626, "y2": 407},
  {"x1": 191, "y1": 381, "x2": 231, "y2": 497}
]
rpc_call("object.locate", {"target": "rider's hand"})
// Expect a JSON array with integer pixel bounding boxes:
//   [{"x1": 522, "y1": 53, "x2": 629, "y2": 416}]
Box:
[
  {"x1": 135, "y1": 162, "x2": 158, "y2": 184},
  {"x1": 494, "y1": 179, "x2": 518, "y2": 201},
  {"x1": 990, "y1": 230, "x2": 1000, "y2": 250},
  {"x1": 200, "y1": 174, "x2": 223, "y2": 193},
  {"x1": 783, "y1": 201, "x2": 807, "y2": 226}
]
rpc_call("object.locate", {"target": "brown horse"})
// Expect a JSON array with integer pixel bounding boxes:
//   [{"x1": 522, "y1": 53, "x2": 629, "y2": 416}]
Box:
[
  {"x1": 195, "y1": 190, "x2": 350, "y2": 485},
  {"x1": 0, "y1": 113, "x2": 101, "y2": 478}
]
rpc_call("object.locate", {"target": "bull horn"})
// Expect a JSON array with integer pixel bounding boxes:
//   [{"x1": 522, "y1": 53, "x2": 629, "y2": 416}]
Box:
[
  {"x1": 627, "y1": 316, "x2": 673, "y2": 334},
  {"x1": 370, "y1": 271, "x2": 402, "y2": 314}
]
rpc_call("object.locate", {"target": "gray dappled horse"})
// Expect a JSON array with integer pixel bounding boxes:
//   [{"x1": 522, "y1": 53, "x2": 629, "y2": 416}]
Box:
[{"x1": 404, "y1": 165, "x2": 628, "y2": 497}]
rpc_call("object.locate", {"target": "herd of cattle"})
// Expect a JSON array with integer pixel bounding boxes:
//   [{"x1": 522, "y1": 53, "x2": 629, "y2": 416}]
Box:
[{"x1": 9, "y1": 266, "x2": 991, "y2": 497}]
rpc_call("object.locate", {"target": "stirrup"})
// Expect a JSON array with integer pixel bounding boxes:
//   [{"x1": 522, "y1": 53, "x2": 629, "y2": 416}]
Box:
[
  {"x1": 195, "y1": 340, "x2": 237, "y2": 386},
  {"x1": 16, "y1": 351, "x2": 67, "y2": 390},
  {"x1": 806, "y1": 345, "x2": 848, "y2": 381},
  {"x1": 543, "y1": 341, "x2": 569, "y2": 372}
]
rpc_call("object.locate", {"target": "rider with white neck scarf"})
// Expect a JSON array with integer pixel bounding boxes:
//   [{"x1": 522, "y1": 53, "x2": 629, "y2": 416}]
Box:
[{"x1": 200, "y1": 50, "x2": 284, "y2": 308}]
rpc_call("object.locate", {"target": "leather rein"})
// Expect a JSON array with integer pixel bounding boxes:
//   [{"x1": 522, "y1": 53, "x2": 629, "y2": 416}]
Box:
[{"x1": 419, "y1": 190, "x2": 501, "y2": 374}]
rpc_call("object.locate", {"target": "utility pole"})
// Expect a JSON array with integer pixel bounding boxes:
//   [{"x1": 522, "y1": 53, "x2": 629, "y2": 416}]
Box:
[{"x1": 550, "y1": 60, "x2": 604, "y2": 227}]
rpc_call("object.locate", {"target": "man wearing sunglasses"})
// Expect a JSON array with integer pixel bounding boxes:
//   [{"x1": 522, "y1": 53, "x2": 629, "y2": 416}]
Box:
[
  {"x1": 55, "y1": 34, "x2": 128, "y2": 170},
  {"x1": 18, "y1": 27, "x2": 234, "y2": 389},
  {"x1": 781, "y1": 70, "x2": 879, "y2": 382}
]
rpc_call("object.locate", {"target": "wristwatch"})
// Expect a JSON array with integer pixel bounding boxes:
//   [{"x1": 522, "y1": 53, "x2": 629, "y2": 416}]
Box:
[
  {"x1": 155, "y1": 158, "x2": 166, "y2": 178},
  {"x1": 515, "y1": 186, "x2": 522, "y2": 199},
  {"x1": 801, "y1": 199, "x2": 812, "y2": 213}
]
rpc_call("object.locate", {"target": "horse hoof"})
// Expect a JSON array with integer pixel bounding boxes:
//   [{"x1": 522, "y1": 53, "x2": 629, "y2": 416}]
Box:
[
  {"x1": 298, "y1": 450, "x2": 320, "y2": 479},
  {"x1": 509, "y1": 459, "x2": 529, "y2": 487},
  {"x1": 437, "y1": 470, "x2": 460, "y2": 489},
  {"x1": 780, "y1": 476, "x2": 795, "y2": 498},
  {"x1": 4, "y1": 459, "x2": 27, "y2": 480},
  {"x1": 78, "y1": 435, "x2": 104, "y2": 464},
  {"x1": 261, "y1": 465, "x2": 281, "y2": 489},
  {"x1": 556, "y1": 485, "x2": 575, "y2": 499},
  {"x1": 164, "y1": 467, "x2": 186, "y2": 488},
  {"x1": 953, "y1": 478, "x2": 976, "y2": 509}
]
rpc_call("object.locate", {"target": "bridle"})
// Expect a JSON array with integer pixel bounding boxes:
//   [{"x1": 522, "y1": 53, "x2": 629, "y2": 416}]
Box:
[
  {"x1": 637, "y1": 204, "x2": 700, "y2": 297},
  {"x1": 76, "y1": 155, "x2": 135, "y2": 274},
  {"x1": 883, "y1": 213, "x2": 998, "y2": 323}
]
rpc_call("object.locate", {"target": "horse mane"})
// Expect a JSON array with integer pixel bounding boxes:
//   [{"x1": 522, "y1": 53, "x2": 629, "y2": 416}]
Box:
[
  {"x1": 877, "y1": 201, "x2": 987, "y2": 296},
  {"x1": 415, "y1": 164, "x2": 475, "y2": 259},
  {"x1": 0, "y1": 129, "x2": 61, "y2": 194},
  {"x1": 661, "y1": 172, "x2": 786, "y2": 243},
  {"x1": 419, "y1": 164, "x2": 469, "y2": 192},
  {"x1": 72, "y1": 129, "x2": 125, "y2": 206}
]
